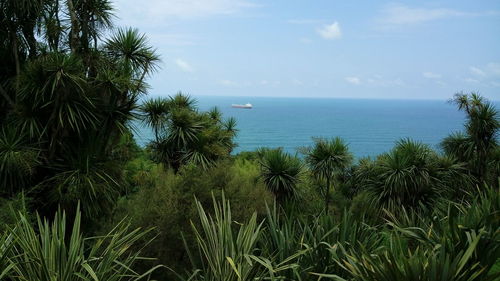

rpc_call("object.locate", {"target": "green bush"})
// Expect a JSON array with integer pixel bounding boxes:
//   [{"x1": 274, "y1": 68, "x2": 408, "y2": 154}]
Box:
[{"x1": 108, "y1": 158, "x2": 273, "y2": 279}]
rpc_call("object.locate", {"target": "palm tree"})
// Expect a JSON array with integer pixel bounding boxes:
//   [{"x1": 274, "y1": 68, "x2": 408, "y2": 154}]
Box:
[
  {"x1": 73, "y1": 0, "x2": 115, "y2": 53},
  {"x1": 222, "y1": 117, "x2": 238, "y2": 153},
  {"x1": 17, "y1": 53, "x2": 98, "y2": 159},
  {"x1": 304, "y1": 137, "x2": 353, "y2": 213},
  {"x1": 167, "y1": 108, "x2": 204, "y2": 150},
  {"x1": 259, "y1": 149, "x2": 302, "y2": 203},
  {"x1": 208, "y1": 106, "x2": 222, "y2": 122},
  {"x1": 443, "y1": 93, "x2": 499, "y2": 184},
  {"x1": 363, "y1": 139, "x2": 472, "y2": 211},
  {"x1": 168, "y1": 92, "x2": 197, "y2": 110},
  {"x1": 143, "y1": 94, "x2": 236, "y2": 172},
  {"x1": 0, "y1": 0, "x2": 160, "y2": 218},
  {"x1": 140, "y1": 97, "x2": 170, "y2": 142}
]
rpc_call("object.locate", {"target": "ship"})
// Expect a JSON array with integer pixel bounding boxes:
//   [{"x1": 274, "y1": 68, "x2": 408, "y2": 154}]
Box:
[{"x1": 231, "y1": 103, "x2": 252, "y2": 109}]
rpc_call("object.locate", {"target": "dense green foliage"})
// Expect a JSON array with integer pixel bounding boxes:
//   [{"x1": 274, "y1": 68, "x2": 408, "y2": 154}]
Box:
[
  {"x1": 0, "y1": 0, "x2": 160, "y2": 221},
  {"x1": 141, "y1": 94, "x2": 237, "y2": 172},
  {"x1": 1, "y1": 0, "x2": 499, "y2": 280},
  {"x1": 0, "y1": 207, "x2": 161, "y2": 280}
]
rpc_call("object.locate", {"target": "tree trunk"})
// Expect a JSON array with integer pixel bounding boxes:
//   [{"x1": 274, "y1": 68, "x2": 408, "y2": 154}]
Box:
[
  {"x1": 135, "y1": 64, "x2": 149, "y2": 93},
  {"x1": 22, "y1": 24, "x2": 37, "y2": 58},
  {"x1": 325, "y1": 176, "x2": 330, "y2": 213},
  {"x1": 0, "y1": 84, "x2": 15, "y2": 108},
  {"x1": 12, "y1": 35, "x2": 21, "y2": 90},
  {"x1": 54, "y1": 0, "x2": 61, "y2": 51},
  {"x1": 67, "y1": 0, "x2": 81, "y2": 53}
]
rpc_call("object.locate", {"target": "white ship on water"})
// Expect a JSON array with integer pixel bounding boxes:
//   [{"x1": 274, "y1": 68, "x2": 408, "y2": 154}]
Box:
[{"x1": 231, "y1": 103, "x2": 252, "y2": 109}]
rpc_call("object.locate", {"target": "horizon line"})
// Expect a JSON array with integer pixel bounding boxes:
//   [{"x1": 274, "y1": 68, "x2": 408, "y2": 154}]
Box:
[{"x1": 146, "y1": 93, "x2": 500, "y2": 102}]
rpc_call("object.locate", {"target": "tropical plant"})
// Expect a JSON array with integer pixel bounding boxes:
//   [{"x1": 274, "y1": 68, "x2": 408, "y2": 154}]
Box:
[
  {"x1": 315, "y1": 185, "x2": 500, "y2": 281},
  {"x1": 143, "y1": 93, "x2": 237, "y2": 172},
  {"x1": 443, "y1": 93, "x2": 499, "y2": 184},
  {"x1": 261, "y1": 203, "x2": 384, "y2": 280},
  {"x1": 0, "y1": 0, "x2": 160, "y2": 218},
  {"x1": 326, "y1": 236, "x2": 495, "y2": 281},
  {"x1": 180, "y1": 193, "x2": 299, "y2": 281},
  {"x1": 168, "y1": 92, "x2": 197, "y2": 110},
  {"x1": 0, "y1": 231, "x2": 14, "y2": 279},
  {"x1": 304, "y1": 137, "x2": 353, "y2": 212},
  {"x1": 140, "y1": 97, "x2": 170, "y2": 142},
  {"x1": 0, "y1": 127, "x2": 40, "y2": 195},
  {"x1": 6, "y1": 206, "x2": 162, "y2": 281},
  {"x1": 259, "y1": 148, "x2": 303, "y2": 203},
  {"x1": 357, "y1": 139, "x2": 471, "y2": 211}
]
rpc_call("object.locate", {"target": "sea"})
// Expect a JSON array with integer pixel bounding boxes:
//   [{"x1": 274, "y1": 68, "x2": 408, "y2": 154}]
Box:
[{"x1": 132, "y1": 96, "x2": 498, "y2": 159}]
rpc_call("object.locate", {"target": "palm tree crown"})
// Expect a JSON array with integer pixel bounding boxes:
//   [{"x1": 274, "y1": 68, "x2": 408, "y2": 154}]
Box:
[
  {"x1": 304, "y1": 137, "x2": 353, "y2": 212},
  {"x1": 259, "y1": 148, "x2": 303, "y2": 203}
]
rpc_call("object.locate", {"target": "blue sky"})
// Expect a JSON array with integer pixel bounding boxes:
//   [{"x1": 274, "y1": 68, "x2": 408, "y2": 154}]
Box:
[{"x1": 115, "y1": 0, "x2": 500, "y2": 100}]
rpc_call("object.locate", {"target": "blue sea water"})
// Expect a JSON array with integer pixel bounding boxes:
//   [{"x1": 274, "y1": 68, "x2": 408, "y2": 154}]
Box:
[{"x1": 132, "y1": 96, "x2": 496, "y2": 158}]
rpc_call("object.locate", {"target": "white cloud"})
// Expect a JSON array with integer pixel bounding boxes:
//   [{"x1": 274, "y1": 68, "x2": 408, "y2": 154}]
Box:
[
  {"x1": 175, "y1": 59, "x2": 194, "y2": 72},
  {"x1": 469, "y1": 63, "x2": 500, "y2": 78},
  {"x1": 115, "y1": 0, "x2": 257, "y2": 27},
  {"x1": 292, "y1": 79, "x2": 304, "y2": 86},
  {"x1": 366, "y1": 75, "x2": 405, "y2": 87},
  {"x1": 219, "y1": 79, "x2": 239, "y2": 86},
  {"x1": 470, "y1": 66, "x2": 486, "y2": 76},
  {"x1": 486, "y1": 62, "x2": 500, "y2": 76},
  {"x1": 345, "y1": 77, "x2": 361, "y2": 85},
  {"x1": 465, "y1": 63, "x2": 500, "y2": 86},
  {"x1": 423, "y1": 72, "x2": 441, "y2": 79},
  {"x1": 465, "y1": 78, "x2": 480, "y2": 83},
  {"x1": 317, "y1": 22, "x2": 342, "y2": 40},
  {"x1": 435, "y1": 81, "x2": 447, "y2": 87},
  {"x1": 379, "y1": 4, "x2": 470, "y2": 25},
  {"x1": 383, "y1": 78, "x2": 405, "y2": 87}
]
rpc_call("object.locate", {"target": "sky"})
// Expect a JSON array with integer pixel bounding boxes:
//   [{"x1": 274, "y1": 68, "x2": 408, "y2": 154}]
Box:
[{"x1": 114, "y1": 0, "x2": 500, "y2": 100}]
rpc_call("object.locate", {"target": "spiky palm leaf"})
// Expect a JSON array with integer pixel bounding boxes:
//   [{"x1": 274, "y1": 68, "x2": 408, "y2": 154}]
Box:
[
  {"x1": 74, "y1": 0, "x2": 115, "y2": 50},
  {"x1": 39, "y1": 146, "x2": 122, "y2": 219},
  {"x1": 223, "y1": 117, "x2": 238, "y2": 135},
  {"x1": 208, "y1": 106, "x2": 222, "y2": 122},
  {"x1": 304, "y1": 137, "x2": 353, "y2": 212},
  {"x1": 363, "y1": 139, "x2": 448, "y2": 211},
  {"x1": 327, "y1": 237, "x2": 494, "y2": 281},
  {"x1": 442, "y1": 132, "x2": 475, "y2": 162},
  {"x1": 7, "y1": 207, "x2": 162, "y2": 281},
  {"x1": 17, "y1": 53, "x2": 99, "y2": 141},
  {"x1": 260, "y1": 149, "x2": 303, "y2": 202},
  {"x1": 105, "y1": 27, "x2": 160, "y2": 78},
  {"x1": 446, "y1": 93, "x2": 499, "y2": 183},
  {"x1": 180, "y1": 193, "x2": 300, "y2": 281},
  {"x1": 169, "y1": 92, "x2": 197, "y2": 111},
  {"x1": 140, "y1": 97, "x2": 170, "y2": 141},
  {"x1": 0, "y1": 127, "x2": 40, "y2": 195},
  {"x1": 168, "y1": 108, "x2": 203, "y2": 148},
  {"x1": 0, "y1": 232, "x2": 14, "y2": 279}
]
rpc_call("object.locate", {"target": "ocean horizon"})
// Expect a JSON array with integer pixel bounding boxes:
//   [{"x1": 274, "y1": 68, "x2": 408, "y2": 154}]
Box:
[{"x1": 132, "y1": 96, "x2": 498, "y2": 158}]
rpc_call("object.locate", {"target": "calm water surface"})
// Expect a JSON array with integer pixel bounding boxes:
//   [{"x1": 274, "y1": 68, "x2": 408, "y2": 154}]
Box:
[{"x1": 132, "y1": 96, "x2": 495, "y2": 158}]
